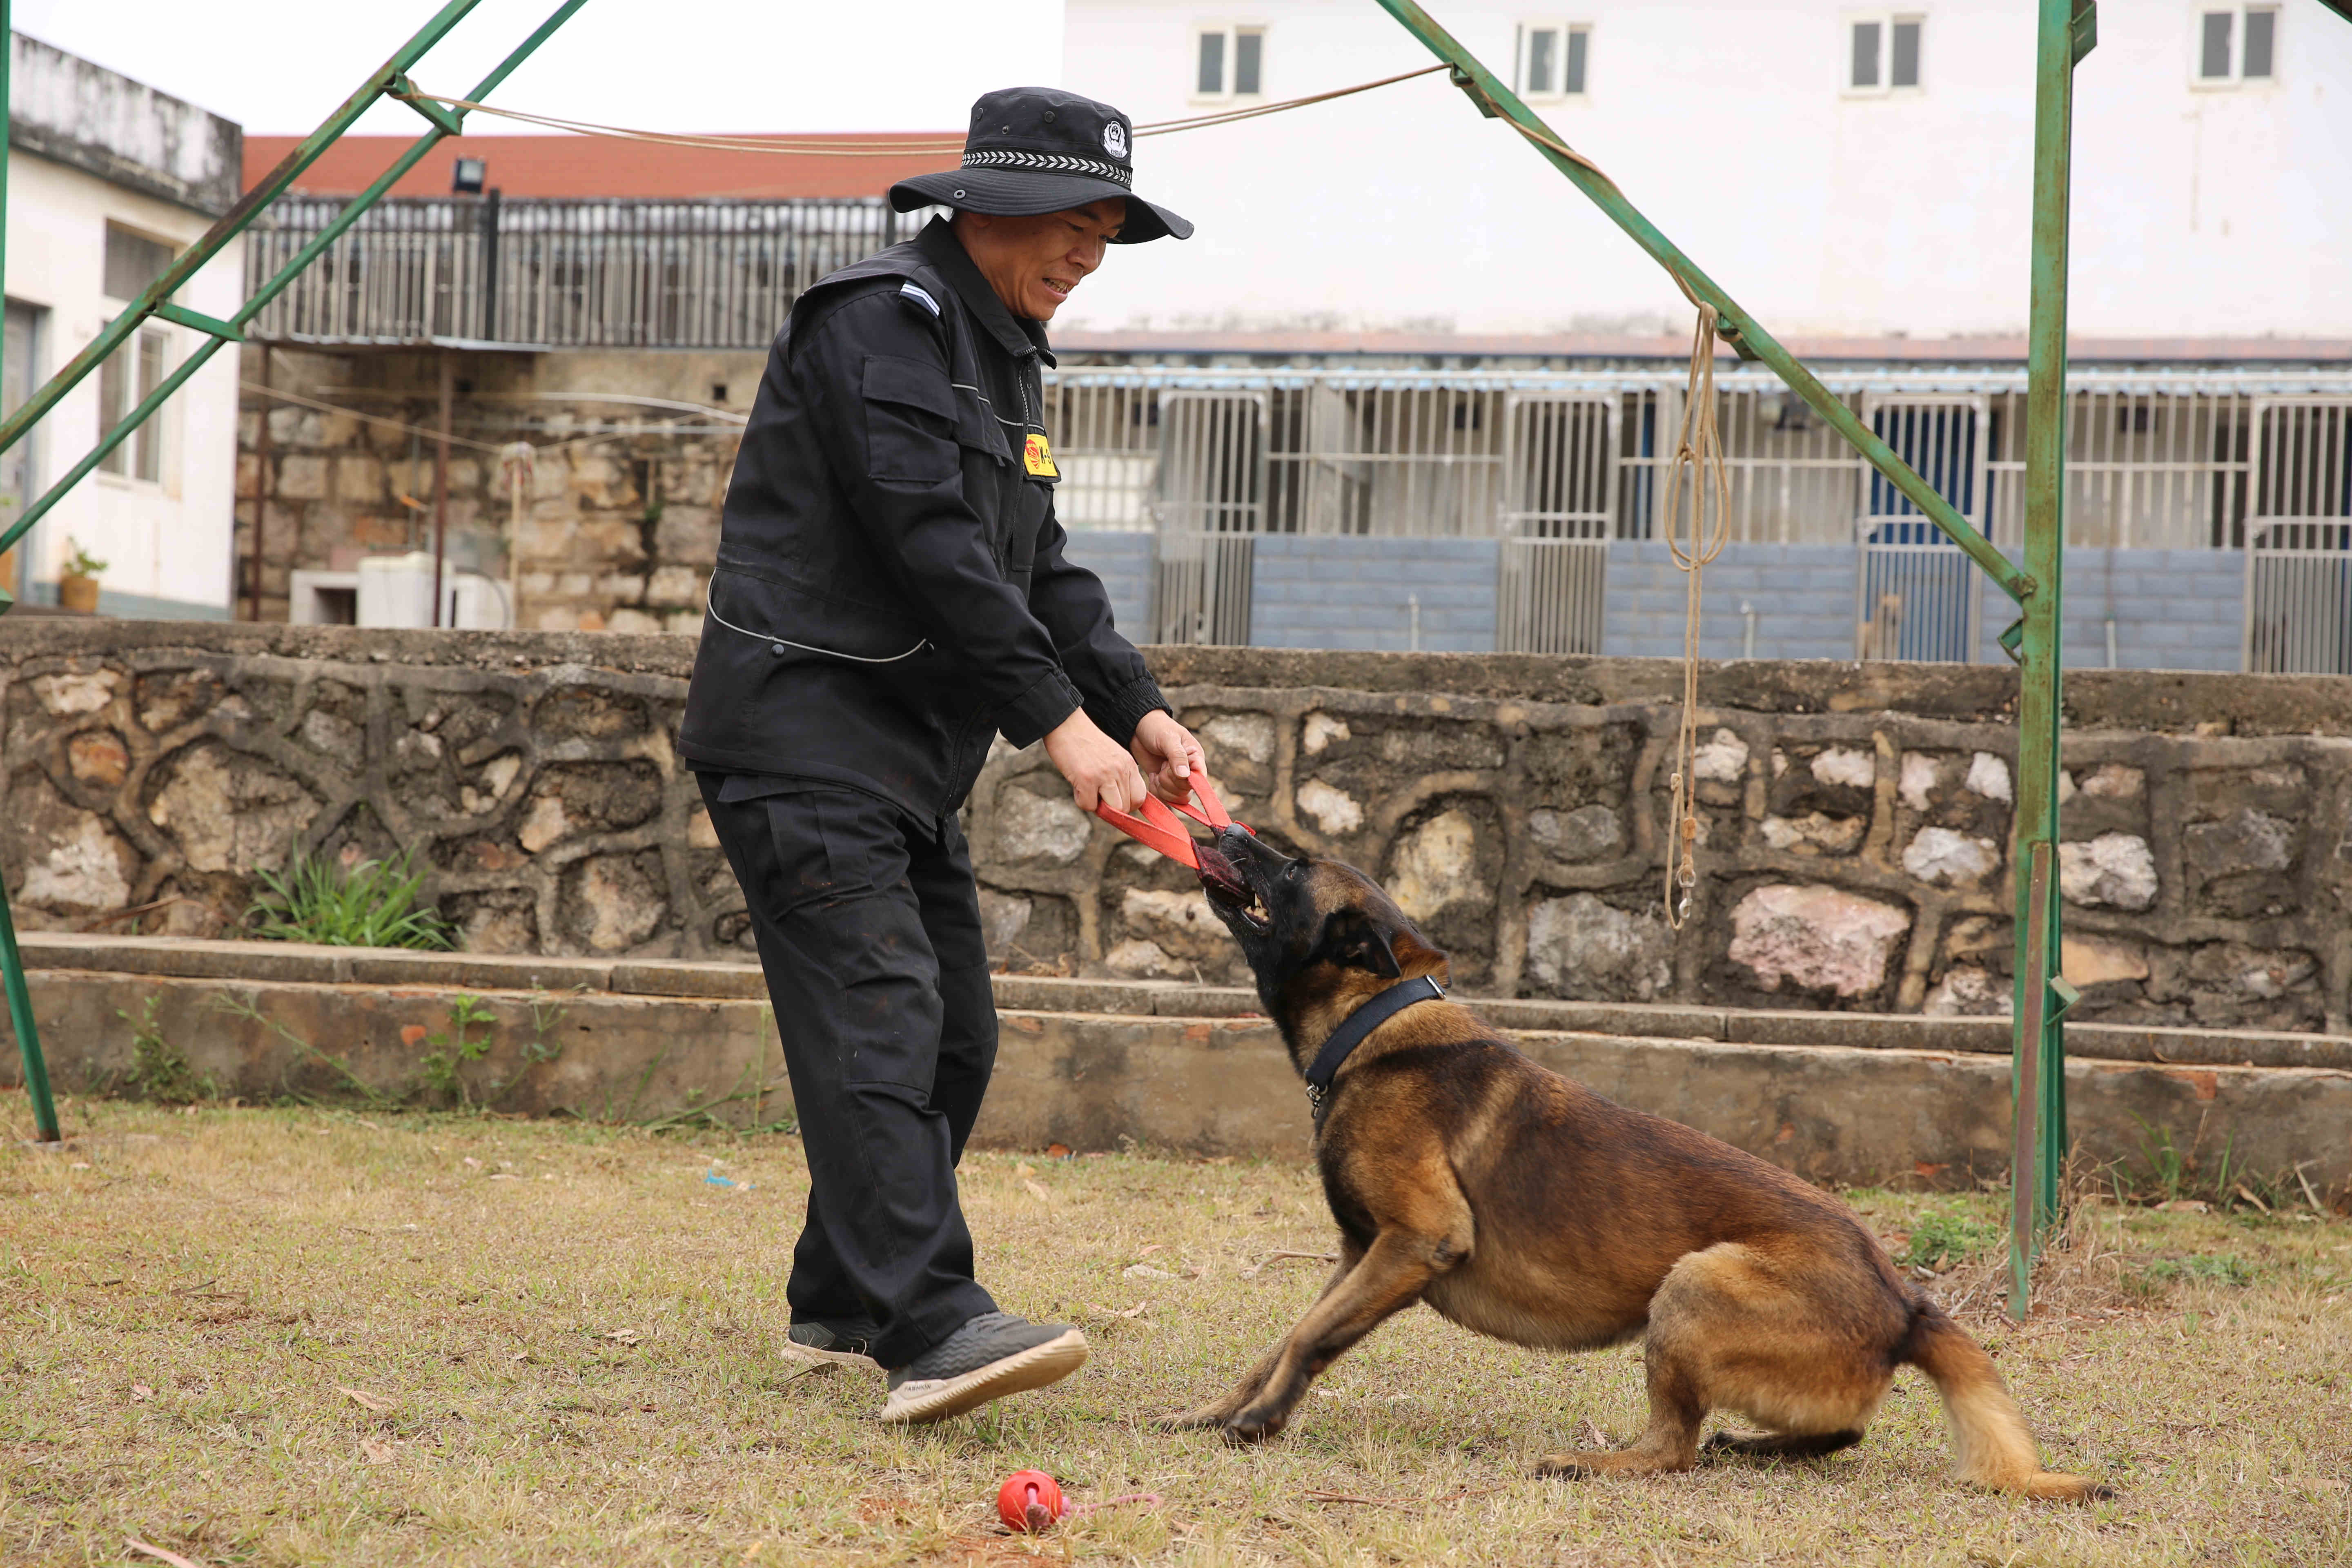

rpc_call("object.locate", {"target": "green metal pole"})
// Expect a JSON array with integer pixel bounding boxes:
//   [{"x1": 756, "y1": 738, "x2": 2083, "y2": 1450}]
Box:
[
  {"x1": 0, "y1": 0, "x2": 61, "y2": 1144},
  {"x1": 0, "y1": 0, "x2": 590, "y2": 1139},
  {"x1": 0, "y1": 0, "x2": 595, "y2": 555},
  {"x1": 4, "y1": 337, "x2": 230, "y2": 546},
  {"x1": 0, "y1": 0, "x2": 490, "y2": 463},
  {"x1": 1369, "y1": 0, "x2": 2030, "y2": 607},
  {"x1": 2009, "y1": 0, "x2": 2090, "y2": 1318}
]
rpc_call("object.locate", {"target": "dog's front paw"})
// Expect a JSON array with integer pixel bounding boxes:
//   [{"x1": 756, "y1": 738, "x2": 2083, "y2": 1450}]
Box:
[
  {"x1": 1533, "y1": 1450, "x2": 1604, "y2": 1480},
  {"x1": 1220, "y1": 1406, "x2": 1290, "y2": 1445}
]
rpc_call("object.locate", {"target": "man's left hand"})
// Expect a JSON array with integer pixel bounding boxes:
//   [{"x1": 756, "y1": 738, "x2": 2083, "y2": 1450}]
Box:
[{"x1": 1130, "y1": 711, "x2": 1209, "y2": 805}]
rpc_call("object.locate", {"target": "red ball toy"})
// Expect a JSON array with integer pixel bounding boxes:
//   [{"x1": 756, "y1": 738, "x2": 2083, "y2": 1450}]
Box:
[{"x1": 996, "y1": 1470, "x2": 1066, "y2": 1533}]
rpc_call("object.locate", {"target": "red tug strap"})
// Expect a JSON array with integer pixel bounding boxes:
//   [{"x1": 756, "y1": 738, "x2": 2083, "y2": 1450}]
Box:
[{"x1": 1091, "y1": 773, "x2": 1250, "y2": 869}]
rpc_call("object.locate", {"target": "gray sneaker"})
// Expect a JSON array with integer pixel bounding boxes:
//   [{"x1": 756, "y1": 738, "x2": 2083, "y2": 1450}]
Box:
[
  {"x1": 783, "y1": 1318, "x2": 882, "y2": 1371},
  {"x1": 877, "y1": 1312, "x2": 1088, "y2": 1425}
]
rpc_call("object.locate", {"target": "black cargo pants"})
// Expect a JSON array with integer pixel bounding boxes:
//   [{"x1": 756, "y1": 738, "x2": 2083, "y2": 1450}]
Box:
[{"x1": 698, "y1": 774, "x2": 999, "y2": 1370}]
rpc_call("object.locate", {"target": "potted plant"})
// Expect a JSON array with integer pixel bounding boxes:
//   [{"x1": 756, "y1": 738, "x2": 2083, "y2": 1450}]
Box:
[{"x1": 59, "y1": 539, "x2": 106, "y2": 613}]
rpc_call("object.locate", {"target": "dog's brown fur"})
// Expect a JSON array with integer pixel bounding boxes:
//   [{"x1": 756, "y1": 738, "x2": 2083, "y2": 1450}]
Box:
[{"x1": 1172, "y1": 829, "x2": 2107, "y2": 1501}]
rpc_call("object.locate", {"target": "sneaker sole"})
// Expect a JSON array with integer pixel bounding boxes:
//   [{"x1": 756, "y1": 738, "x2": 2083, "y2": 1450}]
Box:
[
  {"x1": 877, "y1": 1329, "x2": 1089, "y2": 1425},
  {"x1": 782, "y1": 1341, "x2": 880, "y2": 1372}
]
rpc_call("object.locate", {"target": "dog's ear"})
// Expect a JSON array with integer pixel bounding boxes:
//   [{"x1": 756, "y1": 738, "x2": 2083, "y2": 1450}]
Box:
[{"x1": 1315, "y1": 908, "x2": 1403, "y2": 979}]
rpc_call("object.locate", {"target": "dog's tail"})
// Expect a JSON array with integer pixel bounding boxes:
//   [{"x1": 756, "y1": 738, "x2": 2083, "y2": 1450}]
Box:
[{"x1": 1899, "y1": 1298, "x2": 2110, "y2": 1501}]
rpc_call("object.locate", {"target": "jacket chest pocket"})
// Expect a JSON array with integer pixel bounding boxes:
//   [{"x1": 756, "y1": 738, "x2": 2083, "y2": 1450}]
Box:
[
  {"x1": 951, "y1": 384, "x2": 1016, "y2": 468},
  {"x1": 861, "y1": 355, "x2": 1013, "y2": 481}
]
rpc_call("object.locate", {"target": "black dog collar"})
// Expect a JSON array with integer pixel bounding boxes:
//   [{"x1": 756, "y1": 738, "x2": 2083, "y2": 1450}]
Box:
[{"x1": 1303, "y1": 975, "x2": 1446, "y2": 1128}]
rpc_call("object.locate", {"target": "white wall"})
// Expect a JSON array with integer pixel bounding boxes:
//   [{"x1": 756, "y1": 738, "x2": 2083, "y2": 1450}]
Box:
[
  {"x1": 4, "y1": 148, "x2": 244, "y2": 614},
  {"x1": 1058, "y1": 0, "x2": 2352, "y2": 340}
]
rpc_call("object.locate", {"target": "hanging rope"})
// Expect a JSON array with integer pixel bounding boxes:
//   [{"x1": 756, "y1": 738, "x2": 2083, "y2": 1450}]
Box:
[
  {"x1": 393, "y1": 65, "x2": 1450, "y2": 157},
  {"x1": 1660, "y1": 301, "x2": 1730, "y2": 931}
]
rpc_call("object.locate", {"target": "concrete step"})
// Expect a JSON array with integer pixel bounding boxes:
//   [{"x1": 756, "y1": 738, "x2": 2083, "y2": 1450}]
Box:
[
  {"x1": 8, "y1": 934, "x2": 2350, "y2": 1198},
  {"x1": 18, "y1": 931, "x2": 2352, "y2": 1071}
]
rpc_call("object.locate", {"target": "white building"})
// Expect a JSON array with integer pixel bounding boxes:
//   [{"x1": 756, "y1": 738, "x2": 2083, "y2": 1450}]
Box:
[
  {"x1": 1058, "y1": 0, "x2": 2352, "y2": 344},
  {"x1": 3, "y1": 32, "x2": 245, "y2": 617}
]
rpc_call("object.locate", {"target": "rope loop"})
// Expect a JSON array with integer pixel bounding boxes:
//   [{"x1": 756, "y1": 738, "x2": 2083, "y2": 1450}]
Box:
[{"x1": 1661, "y1": 301, "x2": 1731, "y2": 931}]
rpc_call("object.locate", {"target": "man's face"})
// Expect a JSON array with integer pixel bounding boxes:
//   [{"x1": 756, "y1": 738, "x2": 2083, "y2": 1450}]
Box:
[{"x1": 957, "y1": 200, "x2": 1126, "y2": 321}]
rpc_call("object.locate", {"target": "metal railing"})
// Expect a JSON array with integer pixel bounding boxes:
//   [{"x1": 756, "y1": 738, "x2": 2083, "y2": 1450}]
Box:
[
  {"x1": 1041, "y1": 368, "x2": 2352, "y2": 665},
  {"x1": 244, "y1": 196, "x2": 921, "y2": 347},
  {"x1": 2246, "y1": 399, "x2": 2352, "y2": 673}
]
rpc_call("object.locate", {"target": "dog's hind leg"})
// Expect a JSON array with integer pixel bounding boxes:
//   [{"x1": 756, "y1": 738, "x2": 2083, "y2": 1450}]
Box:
[
  {"x1": 1539, "y1": 1242, "x2": 1889, "y2": 1481},
  {"x1": 1221, "y1": 1224, "x2": 1466, "y2": 1445},
  {"x1": 1158, "y1": 1247, "x2": 1363, "y2": 1432},
  {"x1": 1702, "y1": 1428, "x2": 1866, "y2": 1460},
  {"x1": 1536, "y1": 1340, "x2": 1709, "y2": 1479}
]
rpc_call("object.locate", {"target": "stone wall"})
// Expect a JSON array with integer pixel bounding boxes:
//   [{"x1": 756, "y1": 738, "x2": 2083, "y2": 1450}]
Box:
[
  {"x1": 239, "y1": 346, "x2": 762, "y2": 632},
  {"x1": 2, "y1": 621, "x2": 2347, "y2": 1033}
]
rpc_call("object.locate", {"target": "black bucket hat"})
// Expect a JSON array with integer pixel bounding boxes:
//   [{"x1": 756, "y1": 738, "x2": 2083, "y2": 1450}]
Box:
[{"x1": 890, "y1": 86, "x2": 1194, "y2": 244}]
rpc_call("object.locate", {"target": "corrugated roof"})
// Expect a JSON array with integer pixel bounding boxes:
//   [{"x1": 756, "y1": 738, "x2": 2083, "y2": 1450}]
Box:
[
  {"x1": 240, "y1": 131, "x2": 959, "y2": 201},
  {"x1": 1050, "y1": 331, "x2": 2352, "y2": 365}
]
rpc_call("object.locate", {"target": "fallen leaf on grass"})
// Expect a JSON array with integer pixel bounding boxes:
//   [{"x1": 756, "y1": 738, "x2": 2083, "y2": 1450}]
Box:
[
  {"x1": 599, "y1": 1328, "x2": 644, "y2": 1345},
  {"x1": 1123, "y1": 1263, "x2": 1175, "y2": 1280},
  {"x1": 462, "y1": 1156, "x2": 482, "y2": 1169},
  {"x1": 125, "y1": 1539, "x2": 209, "y2": 1568},
  {"x1": 1577, "y1": 1417, "x2": 1610, "y2": 1450},
  {"x1": 1238, "y1": 1250, "x2": 1340, "y2": 1278},
  {"x1": 337, "y1": 1386, "x2": 396, "y2": 1412},
  {"x1": 1304, "y1": 1488, "x2": 1409, "y2": 1510},
  {"x1": 130, "y1": 1384, "x2": 154, "y2": 1402},
  {"x1": 1015, "y1": 1163, "x2": 1037, "y2": 1178},
  {"x1": 1022, "y1": 1180, "x2": 1052, "y2": 1203},
  {"x1": 2160, "y1": 1199, "x2": 2210, "y2": 1213},
  {"x1": 1137, "y1": 1243, "x2": 1165, "y2": 1257},
  {"x1": 360, "y1": 1437, "x2": 393, "y2": 1464}
]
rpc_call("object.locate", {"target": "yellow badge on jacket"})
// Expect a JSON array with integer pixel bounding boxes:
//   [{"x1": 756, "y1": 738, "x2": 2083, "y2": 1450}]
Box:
[{"x1": 1022, "y1": 432, "x2": 1059, "y2": 478}]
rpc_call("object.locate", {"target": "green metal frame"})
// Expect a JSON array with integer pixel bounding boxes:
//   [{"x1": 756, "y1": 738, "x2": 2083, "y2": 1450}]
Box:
[
  {"x1": 1369, "y1": 0, "x2": 2087, "y2": 1314},
  {"x1": 0, "y1": 0, "x2": 594, "y2": 1142}
]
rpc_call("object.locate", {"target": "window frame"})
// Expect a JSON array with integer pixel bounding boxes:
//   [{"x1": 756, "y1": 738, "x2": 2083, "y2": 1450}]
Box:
[
  {"x1": 100, "y1": 222, "x2": 178, "y2": 307},
  {"x1": 1190, "y1": 23, "x2": 1267, "y2": 104},
  {"x1": 2192, "y1": 3, "x2": 2281, "y2": 88},
  {"x1": 96, "y1": 323, "x2": 170, "y2": 486},
  {"x1": 1843, "y1": 12, "x2": 1927, "y2": 97},
  {"x1": 1512, "y1": 21, "x2": 1593, "y2": 102}
]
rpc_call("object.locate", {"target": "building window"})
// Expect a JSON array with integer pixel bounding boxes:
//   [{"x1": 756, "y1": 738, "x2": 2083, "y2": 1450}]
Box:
[
  {"x1": 1515, "y1": 23, "x2": 1591, "y2": 99},
  {"x1": 1848, "y1": 15, "x2": 1924, "y2": 92},
  {"x1": 102, "y1": 223, "x2": 177, "y2": 304},
  {"x1": 97, "y1": 326, "x2": 167, "y2": 483},
  {"x1": 2197, "y1": 6, "x2": 2277, "y2": 84},
  {"x1": 1194, "y1": 26, "x2": 1264, "y2": 98}
]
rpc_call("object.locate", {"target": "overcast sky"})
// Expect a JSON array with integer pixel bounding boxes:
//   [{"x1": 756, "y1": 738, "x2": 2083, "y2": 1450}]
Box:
[{"x1": 11, "y1": 0, "x2": 1064, "y2": 135}]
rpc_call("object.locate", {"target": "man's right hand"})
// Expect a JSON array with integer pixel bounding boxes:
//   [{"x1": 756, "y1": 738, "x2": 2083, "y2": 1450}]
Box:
[{"x1": 1043, "y1": 709, "x2": 1150, "y2": 815}]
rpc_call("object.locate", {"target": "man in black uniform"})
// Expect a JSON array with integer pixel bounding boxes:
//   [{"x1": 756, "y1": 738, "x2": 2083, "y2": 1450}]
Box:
[{"x1": 679, "y1": 87, "x2": 1206, "y2": 1425}]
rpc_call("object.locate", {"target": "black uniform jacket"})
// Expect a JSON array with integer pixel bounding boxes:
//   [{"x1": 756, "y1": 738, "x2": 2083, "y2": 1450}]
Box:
[{"x1": 679, "y1": 218, "x2": 1167, "y2": 822}]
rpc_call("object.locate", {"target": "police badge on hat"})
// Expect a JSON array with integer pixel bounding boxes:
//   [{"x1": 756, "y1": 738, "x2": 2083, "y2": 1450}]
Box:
[{"x1": 1103, "y1": 121, "x2": 1129, "y2": 159}]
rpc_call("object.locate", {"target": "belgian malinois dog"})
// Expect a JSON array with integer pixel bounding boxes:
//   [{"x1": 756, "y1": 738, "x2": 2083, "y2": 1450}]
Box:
[{"x1": 1175, "y1": 826, "x2": 2106, "y2": 1500}]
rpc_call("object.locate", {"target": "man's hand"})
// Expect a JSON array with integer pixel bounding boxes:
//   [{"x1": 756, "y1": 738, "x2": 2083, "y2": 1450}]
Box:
[
  {"x1": 1131, "y1": 710, "x2": 1208, "y2": 805},
  {"x1": 1044, "y1": 710, "x2": 1150, "y2": 815}
]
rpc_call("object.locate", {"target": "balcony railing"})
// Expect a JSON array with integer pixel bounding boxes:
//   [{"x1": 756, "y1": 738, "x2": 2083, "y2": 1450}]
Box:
[{"x1": 243, "y1": 196, "x2": 919, "y2": 349}]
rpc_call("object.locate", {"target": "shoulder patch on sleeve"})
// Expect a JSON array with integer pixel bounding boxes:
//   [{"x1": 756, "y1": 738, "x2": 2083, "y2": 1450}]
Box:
[{"x1": 899, "y1": 282, "x2": 942, "y2": 317}]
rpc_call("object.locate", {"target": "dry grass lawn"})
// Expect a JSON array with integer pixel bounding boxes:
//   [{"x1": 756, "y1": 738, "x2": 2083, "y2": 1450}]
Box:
[{"x1": 4, "y1": 1087, "x2": 2350, "y2": 1566}]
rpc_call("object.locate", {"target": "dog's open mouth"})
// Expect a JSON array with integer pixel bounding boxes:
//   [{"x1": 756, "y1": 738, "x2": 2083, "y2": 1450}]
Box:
[{"x1": 1195, "y1": 843, "x2": 1270, "y2": 933}]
